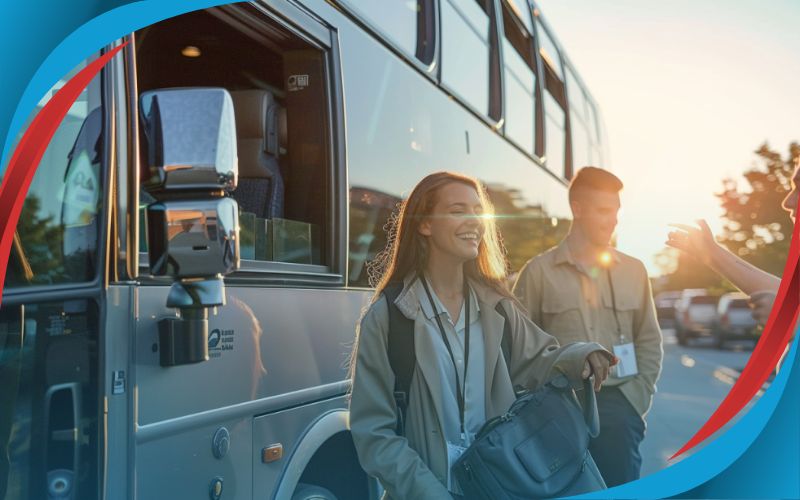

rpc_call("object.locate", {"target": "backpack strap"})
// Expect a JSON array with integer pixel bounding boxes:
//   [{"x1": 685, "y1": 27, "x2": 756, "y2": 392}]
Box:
[
  {"x1": 382, "y1": 282, "x2": 415, "y2": 435},
  {"x1": 497, "y1": 301, "x2": 528, "y2": 396},
  {"x1": 496, "y1": 302, "x2": 512, "y2": 371}
]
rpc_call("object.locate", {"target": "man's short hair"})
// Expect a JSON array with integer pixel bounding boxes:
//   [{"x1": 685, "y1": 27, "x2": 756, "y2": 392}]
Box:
[{"x1": 568, "y1": 167, "x2": 623, "y2": 202}]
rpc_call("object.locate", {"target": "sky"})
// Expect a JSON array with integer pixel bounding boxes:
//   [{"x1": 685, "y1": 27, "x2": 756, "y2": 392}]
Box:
[{"x1": 535, "y1": 0, "x2": 800, "y2": 276}]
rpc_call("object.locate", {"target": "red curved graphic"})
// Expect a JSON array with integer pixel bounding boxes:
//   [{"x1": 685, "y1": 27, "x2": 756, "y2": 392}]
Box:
[
  {"x1": 671, "y1": 219, "x2": 800, "y2": 459},
  {"x1": 0, "y1": 44, "x2": 126, "y2": 305}
]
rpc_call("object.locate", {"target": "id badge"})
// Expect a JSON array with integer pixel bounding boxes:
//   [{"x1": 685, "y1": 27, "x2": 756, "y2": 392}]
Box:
[
  {"x1": 446, "y1": 441, "x2": 467, "y2": 492},
  {"x1": 612, "y1": 342, "x2": 638, "y2": 378}
]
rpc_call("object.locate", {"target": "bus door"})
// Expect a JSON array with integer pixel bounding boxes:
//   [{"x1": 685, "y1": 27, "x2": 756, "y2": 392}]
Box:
[
  {"x1": 0, "y1": 55, "x2": 109, "y2": 500},
  {"x1": 129, "y1": 2, "x2": 370, "y2": 498}
]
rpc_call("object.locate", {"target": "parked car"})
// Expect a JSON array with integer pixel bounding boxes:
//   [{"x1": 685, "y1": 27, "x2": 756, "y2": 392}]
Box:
[
  {"x1": 675, "y1": 290, "x2": 719, "y2": 346},
  {"x1": 654, "y1": 290, "x2": 682, "y2": 327},
  {"x1": 712, "y1": 292, "x2": 759, "y2": 349}
]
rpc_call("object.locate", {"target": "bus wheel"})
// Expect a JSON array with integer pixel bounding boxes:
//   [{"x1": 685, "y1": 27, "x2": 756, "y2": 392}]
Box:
[{"x1": 292, "y1": 483, "x2": 338, "y2": 500}]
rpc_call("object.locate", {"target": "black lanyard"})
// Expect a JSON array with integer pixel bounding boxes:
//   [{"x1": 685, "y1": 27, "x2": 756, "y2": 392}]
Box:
[
  {"x1": 421, "y1": 277, "x2": 470, "y2": 438},
  {"x1": 606, "y1": 267, "x2": 623, "y2": 340}
]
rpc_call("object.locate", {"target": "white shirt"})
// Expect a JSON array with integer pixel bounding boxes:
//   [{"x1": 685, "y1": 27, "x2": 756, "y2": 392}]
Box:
[{"x1": 414, "y1": 277, "x2": 486, "y2": 447}]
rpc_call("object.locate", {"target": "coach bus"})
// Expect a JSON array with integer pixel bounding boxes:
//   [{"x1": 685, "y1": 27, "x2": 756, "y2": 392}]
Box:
[{"x1": 0, "y1": 0, "x2": 608, "y2": 498}]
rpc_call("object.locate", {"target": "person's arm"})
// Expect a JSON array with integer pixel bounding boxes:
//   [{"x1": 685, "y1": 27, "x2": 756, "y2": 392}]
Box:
[
  {"x1": 667, "y1": 220, "x2": 780, "y2": 295},
  {"x1": 349, "y1": 298, "x2": 452, "y2": 500},
  {"x1": 512, "y1": 259, "x2": 544, "y2": 326}
]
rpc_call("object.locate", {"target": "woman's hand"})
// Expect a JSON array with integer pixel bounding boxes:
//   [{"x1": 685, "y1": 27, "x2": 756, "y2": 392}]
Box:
[
  {"x1": 666, "y1": 220, "x2": 719, "y2": 266},
  {"x1": 582, "y1": 351, "x2": 617, "y2": 391}
]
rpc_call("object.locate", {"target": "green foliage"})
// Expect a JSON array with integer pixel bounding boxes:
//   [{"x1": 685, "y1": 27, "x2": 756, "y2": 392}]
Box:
[
  {"x1": 717, "y1": 142, "x2": 798, "y2": 276},
  {"x1": 486, "y1": 185, "x2": 569, "y2": 274},
  {"x1": 6, "y1": 195, "x2": 66, "y2": 286},
  {"x1": 658, "y1": 142, "x2": 797, "y2": 292}
]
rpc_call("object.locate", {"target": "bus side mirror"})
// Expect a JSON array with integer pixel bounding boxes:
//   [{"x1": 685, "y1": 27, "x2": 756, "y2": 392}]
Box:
[{"x1": 140, "y1": 88, "x2": 240, "y2": 367}]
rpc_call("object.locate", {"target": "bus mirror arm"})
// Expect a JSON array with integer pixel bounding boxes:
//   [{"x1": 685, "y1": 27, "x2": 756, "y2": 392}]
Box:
[{"x1": 158, "y1": 278, "x2": 225, "y2": 367}]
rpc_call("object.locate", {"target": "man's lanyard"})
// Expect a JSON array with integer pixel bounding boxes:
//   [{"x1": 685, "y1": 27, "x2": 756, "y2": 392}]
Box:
[
  {"x1": 606, "y1": 267, "x2": 623, "y2": 341},
  {"x1": 421, "y1": 277, "x2": 470, "y2": 439}
]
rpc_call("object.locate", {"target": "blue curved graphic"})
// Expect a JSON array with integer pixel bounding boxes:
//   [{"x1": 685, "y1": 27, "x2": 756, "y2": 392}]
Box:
[{"x1": 1, "y1": 1, "x2": 798, "y2": 498}]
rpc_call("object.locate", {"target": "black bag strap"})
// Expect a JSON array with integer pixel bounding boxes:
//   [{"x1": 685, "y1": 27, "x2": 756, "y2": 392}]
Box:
[
  {"x1": 384, "y1": 283, "x2": 516, "y2": 435},
  {"x1": 383, "y1": 282, "x2": 415, "y2": 435}
]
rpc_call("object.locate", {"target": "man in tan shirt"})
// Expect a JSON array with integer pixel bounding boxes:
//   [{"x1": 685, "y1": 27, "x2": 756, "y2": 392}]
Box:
[{"x1": 513, "y1": 167, "x2": 663, "y2": 487}]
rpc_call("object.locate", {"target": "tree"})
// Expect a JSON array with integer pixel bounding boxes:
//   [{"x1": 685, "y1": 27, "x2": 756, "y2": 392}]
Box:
[
  {"x1": 716, "y1": 142, "x2": 798, "y2": 276},
  {"x1": 657, "y1": 142, "x2": 797, "y2": 292}
]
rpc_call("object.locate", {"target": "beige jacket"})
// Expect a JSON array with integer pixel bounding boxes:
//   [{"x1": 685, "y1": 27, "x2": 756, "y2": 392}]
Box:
[
  {"x1": 513, "y1": 241, "x2": 663, "y2": 416},
  {"x1": 349, "y1": 276, "x2": 611, "y2": 500}
]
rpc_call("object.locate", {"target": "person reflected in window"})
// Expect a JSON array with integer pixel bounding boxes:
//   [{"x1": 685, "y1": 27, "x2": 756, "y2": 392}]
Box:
[{"x1": 349, "y1": 171, "x2": 614, "y2": 499}]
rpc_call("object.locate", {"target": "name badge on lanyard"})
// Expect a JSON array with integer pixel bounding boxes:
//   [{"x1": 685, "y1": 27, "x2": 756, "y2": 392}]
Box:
[
  {"x1": 607, "y1": 267, "x2": 638, "y2": 378},
  {"x1": 613, "y1": 341, "x2": 638, "y2": 378}
]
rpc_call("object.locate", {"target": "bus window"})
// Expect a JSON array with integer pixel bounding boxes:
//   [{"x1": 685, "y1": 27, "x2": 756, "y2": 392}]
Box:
[
  {"x1": 537, "y1": 20, "x2": 563, "y2": 80},
  {"x1": 441, "y1": 0, "x2": 494, "y2": 118},
  {"x1": 501, "y1": 0, "x2": 536, "y2": 155},
  {"x1": 135, "y1": 8, "x2": 331, "y2": 269},
  {"x1": 543, "y1": 92, "x2": 566, "y2": 175},
  {"x1": 340, "y1": 0, "x2": 432, "y2": 63},
  {"x1": 5, "y1": 58, "x2": 104, "y2": 289},
  {"x1": 565, "y1": 66, "x2": 592, "y2": 169},
  {"x1": 536, "y1": 19, "x2": 568, "y2": 176}
]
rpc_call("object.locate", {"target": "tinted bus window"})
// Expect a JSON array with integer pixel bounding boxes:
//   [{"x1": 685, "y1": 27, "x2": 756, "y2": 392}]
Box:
[
  {"x1": 502, "y1": 2, "x2": 536, "y2": 154},
  {"x1": 343, "y1": 0, "x2": 421, "y2": 59},
  {"x1": 441, "y1": 0, "x2": 492, "y2": 116},
  {"x1": 565, "y1": 66, "x2": 591, "y2": 168},
  {"x1": 4, "y1": 59, "x2": 104, "y2": 288},
  {"x1": 543, "y1": 92, "x2": 566, "y2": 174},
  {"x1": 537, "y1": 21, "x2": 563, "y2": 79},
  {"x1": 570, "y1": 112, "x2": 592, "y2": 169}
]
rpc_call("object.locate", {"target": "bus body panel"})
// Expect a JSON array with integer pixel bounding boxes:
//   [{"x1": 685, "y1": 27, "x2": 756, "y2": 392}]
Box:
[{"x1": 134, "y1": 286, "x2": 369, "y2": 425}]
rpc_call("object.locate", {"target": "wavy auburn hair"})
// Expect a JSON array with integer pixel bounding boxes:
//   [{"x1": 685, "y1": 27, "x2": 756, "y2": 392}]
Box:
[{"x1": 368, "y1": 171, "x2": 512, "y2": 302}]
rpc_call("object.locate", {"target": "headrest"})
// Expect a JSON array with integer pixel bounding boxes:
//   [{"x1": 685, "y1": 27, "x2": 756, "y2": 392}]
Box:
[{"x1": 231, "y1": 89, "x2": 275, "y2": 140}]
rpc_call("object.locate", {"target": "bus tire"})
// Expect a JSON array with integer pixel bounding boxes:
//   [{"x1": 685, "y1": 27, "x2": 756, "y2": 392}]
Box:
[{"x1": 292, "y1": 483, "x2": 338, "y2": 500}]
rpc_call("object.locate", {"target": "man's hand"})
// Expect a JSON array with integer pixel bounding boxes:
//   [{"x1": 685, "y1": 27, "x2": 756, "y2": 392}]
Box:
[
  {"x1": 666, "y1": 220, "x2": 718, "y2": 266},
  {"x1": 749, "y1": 290, "x2": 777, "y2": 326},
  {"x1": 582, "y1": 351, "x2": 617, "y2": 391}
]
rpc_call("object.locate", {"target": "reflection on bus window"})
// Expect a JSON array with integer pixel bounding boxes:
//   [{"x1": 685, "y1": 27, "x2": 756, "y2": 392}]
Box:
[
  {"x1": 348, "y1": 187, "x2": 401, "y2": 287},
  {"x1": 5, "y1": 58, "x2": 103, "y2": 288},
  {"x1": 343, "y1": 0, "x2": 421, "y2": 59},
  {"x1": 537, "y1": 21, "x2": 563, "y2": 79},
  {"x1": 502, "y1": 1, "x2": 536, "y2": 154},
  {"x1": 485, "y1": 183, "x2": 570, "y2": 274},
  {"x1": 441, "y1": 0, "x2": 492, "y2": 116},
  {"x1": 544, "y1": 92, "x2": 566, "y2": 174}
]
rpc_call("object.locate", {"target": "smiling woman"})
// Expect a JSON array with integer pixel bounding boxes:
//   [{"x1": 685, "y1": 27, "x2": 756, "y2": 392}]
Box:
[{"x1": 348, "y1": 171, "x2": 614, "y2": 498}]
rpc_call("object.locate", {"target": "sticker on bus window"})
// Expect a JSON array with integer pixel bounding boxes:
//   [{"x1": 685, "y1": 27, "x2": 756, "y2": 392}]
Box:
[{"x1": 288, "y1": 74, "x2": 309, "y2": 91}]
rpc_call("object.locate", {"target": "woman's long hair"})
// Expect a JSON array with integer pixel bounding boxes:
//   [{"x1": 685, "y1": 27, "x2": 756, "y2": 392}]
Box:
[{"x1": 368, "y1": 171, "x2": 512, "y2": 302}]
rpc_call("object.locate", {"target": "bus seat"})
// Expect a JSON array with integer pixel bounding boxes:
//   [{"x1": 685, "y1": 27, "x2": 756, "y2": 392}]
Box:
[{"x1": 230, "y1": 90, "x2": 285, "y2": 219}]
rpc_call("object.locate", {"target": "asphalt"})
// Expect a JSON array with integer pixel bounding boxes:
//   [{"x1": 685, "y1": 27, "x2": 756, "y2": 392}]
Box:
[{"x1": 639, "y1": 327, "x2": 764, "y2": 477}]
